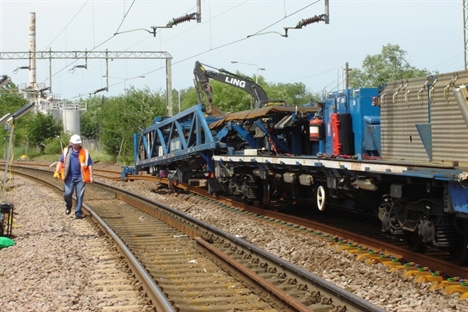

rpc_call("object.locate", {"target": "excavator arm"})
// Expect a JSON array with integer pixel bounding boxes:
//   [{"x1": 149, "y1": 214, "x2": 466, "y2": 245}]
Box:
[{"x1": 193, "y1": 61, "x2": 270, "y2": 115}]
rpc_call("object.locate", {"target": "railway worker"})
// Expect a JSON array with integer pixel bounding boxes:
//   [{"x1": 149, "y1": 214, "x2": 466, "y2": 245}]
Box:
[{"x1": 53, "y1": 134, "x2": 94, "y2": 219}]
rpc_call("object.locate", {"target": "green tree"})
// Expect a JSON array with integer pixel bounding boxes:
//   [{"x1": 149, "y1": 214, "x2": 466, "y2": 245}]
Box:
[
  {"x1": 0, "y1": 83, "x2": 29, "y2": 153},
  {"x1": 348, "y1": 44, "x2": 432, "y2": 88},
  {"x1": 100, "y1": 86, "x2": 166, "y2": 161},
  {"x1": 180, "y1": 86, "x2": 201, "y2": 112},
  {"x1": 172, "y1": 88, "x2": 197, "y2": 115},
  {"x1": 263, "y1": 80, "x2": 318, "y2": 106},
  {"x1": 25, "y1": 112, "x2": 62, "y2": 153},
  {"x1": 0, "y1": 83, "x2": 28, "y2": 119},
  {"x1": 208, "y1": 78, "x2": 251, "y2": 112},
  {"x1": 81, "y1": 95, "x2": 104, "y2": 139},
  {"x1": 187, "y1": 72, "x2": 319, "y2": 113}
]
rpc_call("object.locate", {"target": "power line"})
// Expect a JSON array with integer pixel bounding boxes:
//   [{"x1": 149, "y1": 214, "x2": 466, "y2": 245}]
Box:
[
  {"x1": 44, "y1": 0, "x2": 90, "y2": 50},
  {"x1": 133, "y1": 0, "x2": 322, "y2": 78},
  {"x1": 248, "y1": 0, "x2": 320, "y2": 38},
  {"x1": 8, "y1": 1, "x2": 325, "y2": 98},
  {"x1": 43, "y1": 0, "x2": 138, "y2": 84},
  {"x1": 114, "y1": 0, "x2": 137, "y2": 36}
]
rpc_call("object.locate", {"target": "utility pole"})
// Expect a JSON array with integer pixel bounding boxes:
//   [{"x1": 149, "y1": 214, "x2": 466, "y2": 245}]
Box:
[
  {"x1": 344, "y1": 62, "x2": 352, "y2": 89},
  {"x1": 166, "y1": 58, "x2": 172, "y2": 116},
  {"x1": 464, "y1": 0, "x2": 468, "y2": 69}
]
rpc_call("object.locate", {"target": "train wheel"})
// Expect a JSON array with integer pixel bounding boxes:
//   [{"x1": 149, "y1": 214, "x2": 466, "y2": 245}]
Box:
[
  {"x1": 261, "y1": 180, "x2": 271, "y2": 210},
  {"x1": 315, "y1": 185, "x2": 327, "y2": 211},
  {"x1": 404, "y1": 231, "x2": 427, "y2": 253}
]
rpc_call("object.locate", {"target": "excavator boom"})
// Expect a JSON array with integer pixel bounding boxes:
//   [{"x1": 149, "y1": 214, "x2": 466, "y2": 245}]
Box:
[{"x1": 193, "y1": 61, "x2": 270, "y2": 115}]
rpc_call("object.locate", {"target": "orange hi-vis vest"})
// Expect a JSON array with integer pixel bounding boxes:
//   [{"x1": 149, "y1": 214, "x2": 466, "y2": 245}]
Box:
[{"x1": 60, "y1": 146, "x2": 92, "y2": 183}]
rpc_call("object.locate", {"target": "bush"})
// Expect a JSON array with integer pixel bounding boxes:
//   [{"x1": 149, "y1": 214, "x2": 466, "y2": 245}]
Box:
[{"x1": 44, "y1": 137, "x2": 63, "y2": 155}]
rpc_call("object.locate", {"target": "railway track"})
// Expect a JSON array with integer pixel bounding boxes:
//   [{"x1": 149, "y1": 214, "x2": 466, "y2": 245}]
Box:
[
  {"x1": 9, "y1": 162, "x2": 468, "y2": 300},
  {"x1": 5, "y1": 164, "x2": 384, "y2": 311},
  {"x1": 113, "y1": 164, "x2": 468, "y2": 282},
  {"x1": 71, "y1": 219, "x2": 155, "y2": 311},
  {"x1": 10, "y1": 162, "x2": 468, "y2": 297}
]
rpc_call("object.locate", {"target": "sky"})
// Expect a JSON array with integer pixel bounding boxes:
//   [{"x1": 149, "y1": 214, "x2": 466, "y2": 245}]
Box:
[{"x1": 0, "y1": 0, "x2": 464, "y2": 101}]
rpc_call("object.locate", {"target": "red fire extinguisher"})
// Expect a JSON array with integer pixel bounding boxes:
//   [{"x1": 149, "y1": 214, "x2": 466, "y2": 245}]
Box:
[{"x1": 309, "y1": 118, "x2": 324, "y2": 141}]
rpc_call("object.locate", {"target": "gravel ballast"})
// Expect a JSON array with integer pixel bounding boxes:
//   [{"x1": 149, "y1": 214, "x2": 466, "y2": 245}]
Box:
[
  {"x1": 1, "y1": 165, "x2": 467, "y2": 312},
  {"x1": 0, "y1": 175, "x2": 151, "y2": 311}
]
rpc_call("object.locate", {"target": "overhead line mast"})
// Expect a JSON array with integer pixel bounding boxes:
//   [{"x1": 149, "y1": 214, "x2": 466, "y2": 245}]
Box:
[{"x1": 464, "y1": 0, "x2": 468, "y2": 69}]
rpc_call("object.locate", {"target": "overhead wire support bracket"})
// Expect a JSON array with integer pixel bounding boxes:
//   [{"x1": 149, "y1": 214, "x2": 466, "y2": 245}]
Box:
[
  {"x1": 247, "y1": 0, "x2": 329, "y2": 39},
  {"x1": 149, "y1": 25, "x2": 172, "y2": 37},
  {"x1": 115, "y1": 0, "x2": 201, "y2": 37},
  {"x1": 166, "y1": 12, "x2": 199, "y2": 28},
  {"x1": 150, "y1": 12, "x2": 200, "y2": 37},
  {"x1": 69, "y1": 53, "x2": 88, "y2": 73},
  {"x1": 282, "y1": 14, "x2": 328, "y2": 38}
]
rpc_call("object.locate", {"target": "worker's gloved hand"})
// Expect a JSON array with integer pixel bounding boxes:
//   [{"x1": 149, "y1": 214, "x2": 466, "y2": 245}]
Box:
[{"x1": 53, "y1": 172, "x2": 61, "y2": 180}]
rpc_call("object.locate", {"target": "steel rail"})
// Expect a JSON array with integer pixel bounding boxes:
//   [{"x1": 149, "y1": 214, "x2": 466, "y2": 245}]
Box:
[
  {"x1": 9, "y1": 164, "x2": 387, "y2": 311},
  {"x1": 11, "y1": 162, "x2": 468, "y2": 279},
  {"x1": 101, "y1": 181, "x2": 386, "y2": 312},
  {"x1": 6, "y1": 166, "x2": 175, "y2": 312},
  {"x1": 121, "y1": 171, "x2": 468, "y2": 280},
  {"x1": 84, "y1": 200, "x2": 175, "y2": 312},
  {"x1": 241, "y1": 206, "x2": 468, "y2": 280}
]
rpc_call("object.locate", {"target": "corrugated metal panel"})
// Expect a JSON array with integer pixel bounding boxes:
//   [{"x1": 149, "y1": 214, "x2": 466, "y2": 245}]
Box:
[
  {"x1": 380, "y1": 76, "x2": 430, "y2": 162},
  {"x1": 430, "y1": 71, "x2": 468, "y2": 166},
  {"x1": 381, "y1": 70, "x2": 468, "y2": 166}
]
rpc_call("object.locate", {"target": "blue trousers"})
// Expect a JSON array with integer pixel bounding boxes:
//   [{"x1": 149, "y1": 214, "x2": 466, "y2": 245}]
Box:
[{"x1": 63, "y1": 175, "x2": 86, "y2": 216}]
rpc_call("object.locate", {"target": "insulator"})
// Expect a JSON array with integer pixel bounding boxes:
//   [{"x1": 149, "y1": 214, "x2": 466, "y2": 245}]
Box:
[
  {"x1": 168, "y1": 13, "x2": 197, "y2": 27},
  {"x1": 296, "y1": 14, "x2": 325, "y2": 28}
]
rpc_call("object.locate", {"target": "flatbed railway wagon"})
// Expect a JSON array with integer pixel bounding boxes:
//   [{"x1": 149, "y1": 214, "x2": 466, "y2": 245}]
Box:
[{"x1": 123, "y1": 69, "x2": 468, "y2": 265}]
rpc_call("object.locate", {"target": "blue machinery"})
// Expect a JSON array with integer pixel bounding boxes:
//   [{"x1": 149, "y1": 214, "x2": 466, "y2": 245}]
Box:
[
  {"x1": 122, "y1": 104, "x2": 221, "y2": 178},
  {"x1": 122, "y1": 89, "x2": 468, "y2": 216},
  {"x1": 122, "y1": 103, "x2": 319, "y2": 180},
  {"x1": 122, "y1": 72, "x2": 468, "y2": 265}
]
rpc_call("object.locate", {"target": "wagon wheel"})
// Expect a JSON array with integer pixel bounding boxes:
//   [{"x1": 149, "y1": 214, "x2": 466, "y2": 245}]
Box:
[{"x1": 315, "y1": 185, "x2": 327, "y2": 211}]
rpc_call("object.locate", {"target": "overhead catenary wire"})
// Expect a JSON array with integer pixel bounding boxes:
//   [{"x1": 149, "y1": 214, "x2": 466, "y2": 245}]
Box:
[
  {"x1": 40, "y1": 0, "x2": 137, "y2": 87},
  {"x1": 43, "y1": 0, "x2": 91, "y2": 50},
  {"x1": 248, "y1": 0, "x2": 320, "y2": 38},
  {"x1": 45, "y1": 0, "x2": 252, "y2": 96},
  {"x1": 42, "y1": 0, "x2": 324, "y2": 98},
  {"x1": 127, "y1": 0, "x2": 323, "y2": 83},
  {"x1": 6, "y1": 1, "x2": 462, "y2": 99},
  {"x1": 114, "y1": 0, "x2": 137, "y2": 37}
]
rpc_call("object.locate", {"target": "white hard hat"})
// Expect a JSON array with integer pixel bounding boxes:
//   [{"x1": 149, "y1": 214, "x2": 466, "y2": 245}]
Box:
[{"x1": 70, "y1": 134, "x2": 82, "y2": 144}]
